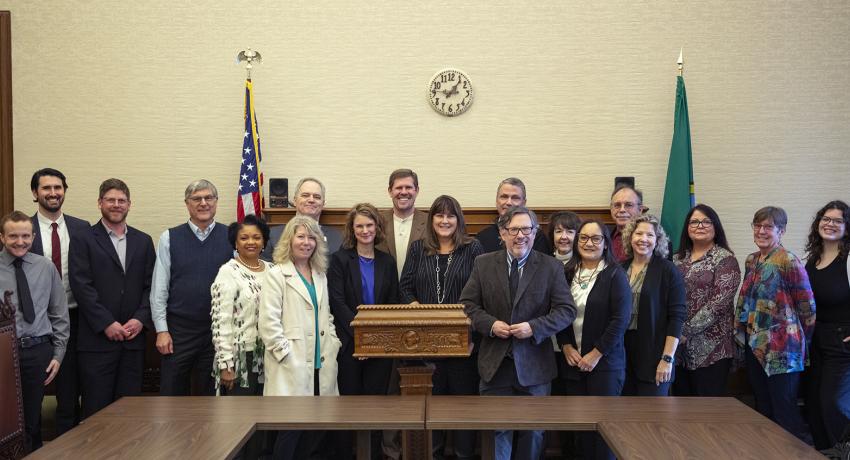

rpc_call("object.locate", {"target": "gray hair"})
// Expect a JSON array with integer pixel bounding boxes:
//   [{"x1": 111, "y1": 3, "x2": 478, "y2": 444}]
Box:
[
  {"x1": 753, "y1": 206, "x2": 788, "y2": 231},
  {"x1": 497, "y1": 206, "x2": 538, "y2": 230},
  {"x1": 295, "y1": 177, "x2": 326, "y2": 201},
  {"x1": 272, "y1": 215, "x2": 329, "y2": 273},
  {"x1": 496, "y1": 177, "x2": 527, "y2": 200},
  {"x1": 184, "y1": 179, "x2": 218, "y2": 200},
  {"x1": 621, "y1": 214, "x2": 669, "y2": 259},
  {"x1": 610, "y1": 183, "x2": 643, "y2": 206}
]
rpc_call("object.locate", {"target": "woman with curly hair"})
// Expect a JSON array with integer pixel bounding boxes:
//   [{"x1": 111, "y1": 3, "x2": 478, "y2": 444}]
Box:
[
  {"x1": 804, "y1": 200, "x2": 850, "y2": 450},
  {"x1": 620, "y1": 214, "x2": 686, "y2": 396}
]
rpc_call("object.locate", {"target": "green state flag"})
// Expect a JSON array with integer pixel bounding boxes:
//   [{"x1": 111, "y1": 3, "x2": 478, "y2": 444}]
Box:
[{"x1": 661, "y1": 75, "x2": 695, "y2": 253}]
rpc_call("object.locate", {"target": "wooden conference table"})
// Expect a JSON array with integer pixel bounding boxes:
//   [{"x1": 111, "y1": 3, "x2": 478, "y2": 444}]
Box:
[{"x1": 28, "y1": 395, "x2": 823, "y2": 460}]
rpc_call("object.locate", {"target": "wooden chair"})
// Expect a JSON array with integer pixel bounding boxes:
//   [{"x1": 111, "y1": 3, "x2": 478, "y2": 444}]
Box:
[{"x1": 0, "y1": 290, "x2": 26, "y2": 459}]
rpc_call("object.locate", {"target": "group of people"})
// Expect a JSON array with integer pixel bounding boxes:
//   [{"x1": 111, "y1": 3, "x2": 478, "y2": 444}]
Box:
[{"x1": 1, "y1": 167, "x2": 847, "y2": 459}]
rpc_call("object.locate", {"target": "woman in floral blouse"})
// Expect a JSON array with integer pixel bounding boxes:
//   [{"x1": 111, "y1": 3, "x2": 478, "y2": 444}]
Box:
[
  {"x1": 210, "y1": 214, "x2": 271, "y2": 395},
  {"x1": 736, "y1": 206, "x2": 815, "y2": 442},
  {"x1": 672, "y1": 204, "x2": 741, "y2": 396}
]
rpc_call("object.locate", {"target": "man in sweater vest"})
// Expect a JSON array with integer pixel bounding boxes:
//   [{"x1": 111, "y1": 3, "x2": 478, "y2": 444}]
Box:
[{"x1": 150, "y1": 180, "x2": 232, "y2": 395}]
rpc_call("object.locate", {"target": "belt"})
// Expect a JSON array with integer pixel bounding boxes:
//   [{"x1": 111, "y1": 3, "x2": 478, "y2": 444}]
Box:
[{"x1": 19, "y1": 335, "x2": 51, "y2": 349}]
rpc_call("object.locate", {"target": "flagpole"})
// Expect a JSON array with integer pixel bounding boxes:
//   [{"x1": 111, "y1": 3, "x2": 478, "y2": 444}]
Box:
[
  {"x1": 237, "y1": 48, "x2": 262, "y2": 80},
  {"x1": 677, "y1": 47, "x2": 684, "y2": 76}
]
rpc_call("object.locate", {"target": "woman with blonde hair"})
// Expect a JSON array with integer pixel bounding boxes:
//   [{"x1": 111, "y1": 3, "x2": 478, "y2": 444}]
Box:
[{"x1": 260, "y1": 216, "x2": 341, "y2": 460}]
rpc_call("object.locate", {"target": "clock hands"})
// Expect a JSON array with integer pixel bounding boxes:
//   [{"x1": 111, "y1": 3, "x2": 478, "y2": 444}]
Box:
[{"x1": 441, "y1": 77, "x2": 463, "y2": 98}]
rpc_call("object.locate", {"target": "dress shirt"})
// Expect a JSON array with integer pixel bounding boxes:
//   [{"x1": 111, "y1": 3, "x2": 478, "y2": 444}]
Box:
[
  {"x1": 506, "y1": 250, "x2": 530, "y2": 278},
  {"x1": 102, "y1": 219, "x2": 128, "y2": 271},
  {"x1": 150, "y1": 220, "x2": 218, "y2": 332},
  {"x1": 0, "y1": 250, "x2": 70, "y2": 362},
  {"x1": 393, "y1": 213, "x2": 413, "y2": 278},
  {"x1": 36, "y1": 212, "x2": 76, "y2": 309}
]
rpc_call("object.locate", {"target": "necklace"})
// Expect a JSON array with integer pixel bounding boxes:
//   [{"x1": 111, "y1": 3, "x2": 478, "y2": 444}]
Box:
[
  {"x1": 237, "y1": 254, "x2": 262, "y2": 270},
  {"x1": 575, "y1": 262, "x2": 601, "y2": 289},
  {"x1": 435, "y1": 251, "x2": 454, "y2": 304}
]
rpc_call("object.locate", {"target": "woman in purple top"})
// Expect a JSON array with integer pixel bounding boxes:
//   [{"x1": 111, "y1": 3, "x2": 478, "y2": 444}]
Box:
[
  {"x1": 804, "y1": 200, "x2": 850, "y2": 450},
  {"x1": 672, "y1": 204, "x2": 741, "y2": 396}
]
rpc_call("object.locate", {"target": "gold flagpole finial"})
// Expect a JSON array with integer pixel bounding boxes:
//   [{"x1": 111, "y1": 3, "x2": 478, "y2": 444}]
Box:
[
  {"x1": 237, "y1": 48, "x2": 262, "y2": 80},
  {"x1": 677, "y1": 48, "x2": 684, "y2": 76}
]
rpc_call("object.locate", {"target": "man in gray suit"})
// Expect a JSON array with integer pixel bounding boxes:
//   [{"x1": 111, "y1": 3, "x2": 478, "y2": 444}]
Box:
[
  {"x1": 461, "y1": 205, "x2": 576, "y2": 460},
  {"x1": 261, "y1": 177, "x2": 342, "y2": 261}
]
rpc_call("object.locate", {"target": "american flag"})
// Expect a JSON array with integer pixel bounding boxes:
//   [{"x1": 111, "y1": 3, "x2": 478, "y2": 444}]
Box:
[{"x1": 237, "y1": 79, "x2": 264, "y2": 221}]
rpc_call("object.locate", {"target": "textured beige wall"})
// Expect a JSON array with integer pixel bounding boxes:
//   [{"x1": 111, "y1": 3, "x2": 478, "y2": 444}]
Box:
[{"x1": 3, "y1": 1, "x2": 849, "y2": 261}]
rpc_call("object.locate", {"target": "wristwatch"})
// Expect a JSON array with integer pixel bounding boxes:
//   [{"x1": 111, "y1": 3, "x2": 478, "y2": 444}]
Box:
[{"x1": 661, "y1": 354, "x2": 674, "y2": 364}]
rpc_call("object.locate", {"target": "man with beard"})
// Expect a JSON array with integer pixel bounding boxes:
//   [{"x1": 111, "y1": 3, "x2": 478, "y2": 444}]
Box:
[
  {"x1": 29, "y1": 168, "x2": 89, "y2": 435},
  {"x1": 608, "y1": 184, "x2": 644, "y2": 262},
  {"x1": 376, "y1": 169, "x2": 427, "y2": 280},
  {"x1": 0, "y1": 211, "x2": 69, "y2": 452},
  {"x1": 69, "y1": 179, "x2": 155, "y2": 416},
  {"x1": 476, "y1": 177, "x2": 551, "y2": 254},
  {"x1": 261, "y1": 177, "x2": 343, "y2": 261},
  {"x1": 151, "y1": 180, "x2": 232, "y2": 396}
]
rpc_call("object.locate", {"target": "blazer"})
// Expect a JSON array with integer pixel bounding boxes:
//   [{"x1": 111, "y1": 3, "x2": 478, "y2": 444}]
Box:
[
  {"x1": 621, "y1": 255, "x2": 687, "y2": 382},
  {"x1": 461, "y1": 249, "x2": 577, "y2": 386},
  {"x1": 557, "y1": 263, "x2": 631, "y2": 378},
  {"x1": 68, "y1": 223, "x2": 156, "y2": 352},
  {"x1": 31, "y1": 212, "x2": 90, "y2": 257},
  {"x1": 328, "y1": 247, "x2": 399, "y2": 349},
  {"x1": 259, "y1": 260, "x2": 342, "y2": 396},
  {"x1": 375, "y1": 209, "x2": 428, "y2": 260}
]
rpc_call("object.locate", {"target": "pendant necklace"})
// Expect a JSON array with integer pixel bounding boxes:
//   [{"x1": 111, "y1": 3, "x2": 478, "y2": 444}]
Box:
[{"x1": 435, "y1": 251, "x2": 454, "y2": 304}]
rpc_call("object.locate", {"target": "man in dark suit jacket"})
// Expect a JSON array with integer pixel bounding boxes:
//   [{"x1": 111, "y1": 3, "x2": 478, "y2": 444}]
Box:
[
  {"x1": 461, "y1": 206, "x2": 576, "y2": 460},
  {"x1": 69, "y1": 179, "x2": 156, "y2": 417},
  {"x1": 29, "y1": 167, "x2": 90, "y2": 435},
  {"x1": 476, "y1": 177, "x2": 551, "y2": 254},
  {"x1": 375, "y1": 168, "x2": 428, "y2": 280}
]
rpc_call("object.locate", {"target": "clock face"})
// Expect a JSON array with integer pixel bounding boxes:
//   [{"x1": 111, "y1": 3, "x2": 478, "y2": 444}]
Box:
[{"x1": 428, "y1": 69, "x2": 473, "y2": 117}]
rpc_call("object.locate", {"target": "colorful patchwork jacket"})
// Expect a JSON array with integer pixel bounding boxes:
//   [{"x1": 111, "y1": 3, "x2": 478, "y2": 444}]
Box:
[{"x1": 735, "y1": 246, "x2": 816, "y2": 376}]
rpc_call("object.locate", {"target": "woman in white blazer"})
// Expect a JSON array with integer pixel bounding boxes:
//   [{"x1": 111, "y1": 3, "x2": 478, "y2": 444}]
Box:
[{"x1": 260, "y1": 216, "x2": 342, "y2": 460}]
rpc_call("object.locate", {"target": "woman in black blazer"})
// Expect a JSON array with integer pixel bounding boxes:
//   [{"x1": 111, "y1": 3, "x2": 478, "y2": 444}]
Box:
[
  {"x1": 557, "y1": 220, "x2": 630, "y2": 460},
  {"x1": 328, "y1": 203, "x2": 399, "y2": 459},
  {"x1": 620, "y1": 214, "x2": 687, "y2": 396},
  {"x1": 399, "y1": 195, "x2": 483, "y2": 460}
]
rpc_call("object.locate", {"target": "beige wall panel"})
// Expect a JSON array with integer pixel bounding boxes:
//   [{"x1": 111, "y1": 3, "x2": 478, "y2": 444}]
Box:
[{"x1": 3, "y1": 1, "x2": 849, "y2": 262}]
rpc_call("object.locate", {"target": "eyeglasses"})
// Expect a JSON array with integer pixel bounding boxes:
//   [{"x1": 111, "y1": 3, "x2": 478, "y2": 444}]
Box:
[
  {"x1": 505, "y1": 226, "x2": 535, "y2": 236},
  {"x1": 188, "y1": 195, "x2": 218, "y2": 204},
  {"x1": 578, "y1": 234, "x2": 603, "y2": 246},
  {"x1": 102, "y1": 198, "x2": 129, "y2": 206},
  {"x1": 751, "y1": 223, "x2": 776, "y2": 232},
  {"x1": 688, "y1": 219, "x2": 714, "y2": 229},
  {"x1": 611, "y1": 201, "x2": 638, "y2": 211},
  {"x1": 821, "y1": 216, "x2": 846, "y2": 226}
]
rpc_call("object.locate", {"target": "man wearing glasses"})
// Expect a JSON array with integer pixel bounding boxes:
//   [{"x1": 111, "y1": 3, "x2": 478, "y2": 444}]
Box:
[
  {"x1": 609, "y1": 184, "x2": 644, "y2": 262},
  {"x1": 150, "y1": 180, "x2": 232, "y2": 395},
  {"x1": 461, "y1": 206, "x2": 576, "y2": 460},
  {"x1": 476, "y1": 177, "x2": 551, "y2": 254}
]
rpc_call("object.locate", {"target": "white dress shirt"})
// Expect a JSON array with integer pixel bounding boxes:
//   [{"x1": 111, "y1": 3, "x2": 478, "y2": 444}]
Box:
[{"x1": 37, "y1": 211, "x2": 77, "y2": 309}]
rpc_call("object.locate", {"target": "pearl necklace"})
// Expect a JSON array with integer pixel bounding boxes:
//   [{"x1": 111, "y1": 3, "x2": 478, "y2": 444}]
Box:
[{"x1": 237, "y1": 254, "x2": 262, "y2": 270}]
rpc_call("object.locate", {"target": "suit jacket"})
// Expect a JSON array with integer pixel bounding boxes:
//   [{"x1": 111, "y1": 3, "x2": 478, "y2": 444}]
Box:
[
  {"x1": 328, "y1": 247, "x2": 399, "y2": 349},
  {"x1": 461, "y1": 249, "x2": 577, "y2": 386},
  {"x1": 476, "y1": 223, "x2": 552, "y2": 255},
  {"x1": 622, "y1": 255, "x2": 687, "y2": 382},
  {"x1": 557, "y1": 263, "x2": 631, "y2": 379},
  {"x1": 375, "y1": 209, "x2": 428, "y2": 260},
  {"x1": 30, "y1": 212, "x2": 90, "y2": 257},
  {"x1": 261, "y1": 222, "x2": 343, "y2": 262},
  {"x1": 69, "y1": 223, "x2": 156, "y2": 352},
  {"x1": 259, "y1": 260, "x2": 342, "y2": 396}
]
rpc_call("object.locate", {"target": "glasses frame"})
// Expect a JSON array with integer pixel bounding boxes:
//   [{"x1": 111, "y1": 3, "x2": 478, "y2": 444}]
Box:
[{"x1": 505, "y1": 226, "x2": 535, "y2": 236}]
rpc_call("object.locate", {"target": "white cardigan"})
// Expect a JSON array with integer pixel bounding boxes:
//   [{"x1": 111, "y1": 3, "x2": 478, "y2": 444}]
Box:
[{"x1": 259, "y1": 260, "x2": 341, "y2": 396}]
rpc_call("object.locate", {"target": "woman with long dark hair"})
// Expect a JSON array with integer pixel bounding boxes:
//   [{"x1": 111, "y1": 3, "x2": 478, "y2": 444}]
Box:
[
  {"x1": 672, "y1": 204, "x2": 741, "y2": 396},
  {"x1": 399, "y1": 195, "x2": 483, "y2": 460},
  {"x1": 804, "y1": 200, "x2": 850, "y2": 450}
]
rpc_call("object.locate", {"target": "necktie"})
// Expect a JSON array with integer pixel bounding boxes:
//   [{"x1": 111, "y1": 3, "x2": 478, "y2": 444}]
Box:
[
  {"x1": 13, "y1": 257, "x2": 36, "y2": 323},
  {"x1": 51, "y1": 222, "x2": 62, "y2": 277},
  {"x1": 509, "y1": 258, "x2": 519, "y2": 303}
]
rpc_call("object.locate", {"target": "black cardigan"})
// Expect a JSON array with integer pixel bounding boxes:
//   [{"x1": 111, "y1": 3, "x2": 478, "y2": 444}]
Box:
[
  {"x1": 557, "y1": 263, "x2": 631, "y2": 377},
  {"x1": 328, "y1": 247, "x2": 399, "y2": 348},
  {"x1": 621, "y1": 255, "x2": 687, "y2": 382}
]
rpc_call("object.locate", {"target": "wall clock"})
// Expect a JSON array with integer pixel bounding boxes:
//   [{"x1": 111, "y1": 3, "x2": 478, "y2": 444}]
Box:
[{"x1": 427, "y1": 68, "x2": 473, "y2": 117}]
